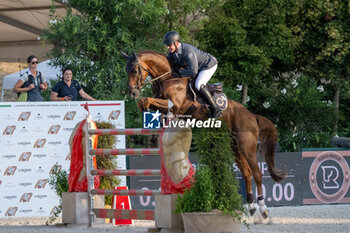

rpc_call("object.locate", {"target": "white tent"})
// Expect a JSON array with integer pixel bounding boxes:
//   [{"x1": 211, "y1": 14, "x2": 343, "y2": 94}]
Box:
[
  {"x1": 1, "y1": 59, "x2": 61, "y2": 101},
  {"x1": 0, "y1": 0, "x2": 72, "y2": 62}
]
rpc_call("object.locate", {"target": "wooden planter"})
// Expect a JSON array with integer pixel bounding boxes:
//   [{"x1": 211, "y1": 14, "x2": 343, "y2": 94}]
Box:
[{"x1": 181, "y1": 210, "x2": 240, "y2": 233}]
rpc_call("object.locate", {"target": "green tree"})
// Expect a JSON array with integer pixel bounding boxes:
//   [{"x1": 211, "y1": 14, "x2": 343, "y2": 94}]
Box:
[
  {"x1": 268, "y1": 75, "x2": 335, "y2": 151},
  {"x1": 197, "y1": 0, "x2": 298, "y2": 103},
  {"x1": 294, "y1": 0, "x2": 350, "y2": 135},
  {"x1": 197, "y1": 0, "x2": 344, "y2": 151},
  {"x1": 161, "y1": 0, "x2": 217, "y2": 45},
  {"x1": 43, "y1": 0, "x2": 166, "y2": 127},
  {"x1": 44, "y1": 0, "x2": 167, "y2": 98}
]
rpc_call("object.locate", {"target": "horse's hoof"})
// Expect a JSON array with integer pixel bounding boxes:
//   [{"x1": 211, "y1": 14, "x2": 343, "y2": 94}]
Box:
[
  {"x1": 261, "y1": 209, "x2": 269, "y2": 219},
  {"x1": 249, "y1": 207, "x2": 257, "y2": 216}
]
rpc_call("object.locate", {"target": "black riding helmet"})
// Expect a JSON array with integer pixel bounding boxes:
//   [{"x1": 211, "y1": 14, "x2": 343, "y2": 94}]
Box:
[{"x1": 163, "y1": 31, "x2": 181, "y2": 45}]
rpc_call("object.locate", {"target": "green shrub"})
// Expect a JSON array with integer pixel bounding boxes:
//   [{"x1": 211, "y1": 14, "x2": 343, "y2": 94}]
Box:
[
  {"x1": 95, "y1": 121, "x2": 120, "y2": 205},
  {"x1": 176, "y1": 123, "x2": 244, "y2": 222},
  {"x1": 194, "y1": 124, "x2": 243, "y2": 214},
  {"x1": 47, "y1": 165, "x2": 69, "y2": 225},
  {"x1": 175, "y1": 165, "x2": 214, "y2": 213},
  {"x1": 48, "y1": 166, "x2": 69, "y2": 199}
]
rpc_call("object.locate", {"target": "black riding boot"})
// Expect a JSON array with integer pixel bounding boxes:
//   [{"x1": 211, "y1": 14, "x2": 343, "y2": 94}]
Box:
[{"x1": 199, "y1": 85, "x2": 220, "y2": 118}]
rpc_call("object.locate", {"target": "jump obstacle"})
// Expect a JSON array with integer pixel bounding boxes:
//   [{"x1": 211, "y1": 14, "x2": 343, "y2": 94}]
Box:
[{"x1": 84, "y1": 118, "x2": 164, "y2": 226}]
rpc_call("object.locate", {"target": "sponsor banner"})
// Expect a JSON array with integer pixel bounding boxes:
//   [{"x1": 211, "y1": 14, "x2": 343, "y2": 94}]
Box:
[
  {"x1": 2, "y1": 203, "x2": 61, "y2": 217},
  {"x1": 302, "y1": 150, "x2": 350, "y2": 204},
  {"x1": 1, "y1": 163, "x2": 69, "y2": 182},
  {"x1": 0, "y1": 189, "x2": 56, "y2": 204},
  {"x1": 0, "y1": 150, "x2": 71, "y2": 161},
  {"x1": 0, "y1": 101, "x2": 125, "y2": 217},
  {"x1": 237, "y1": 152, "x2": 303, "y2": 206},
  {"x1": 129, "y1": 149, "x2": 350, "y2": 209},
  {"x1": 128, "y1": 152, "x2": 304, "y2": 209},
  {"x1": 1, "y1": 178, "x2": 34, "y2": 190}
]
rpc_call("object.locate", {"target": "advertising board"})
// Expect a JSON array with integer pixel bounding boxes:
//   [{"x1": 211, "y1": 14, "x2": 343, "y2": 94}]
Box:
[{"x1": 0, "y1": 101, "x2": 125, "y2": 217}]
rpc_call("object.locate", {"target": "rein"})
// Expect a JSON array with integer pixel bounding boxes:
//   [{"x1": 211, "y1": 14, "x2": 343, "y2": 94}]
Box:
[{"x1": 143, "y1": 71, "x2": 171, "y2": 85}]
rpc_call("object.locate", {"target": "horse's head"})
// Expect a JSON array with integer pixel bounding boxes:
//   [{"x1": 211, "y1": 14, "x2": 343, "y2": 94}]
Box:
[{"x1": 121, "y1": 51, "x2": 149, "y2": 99}]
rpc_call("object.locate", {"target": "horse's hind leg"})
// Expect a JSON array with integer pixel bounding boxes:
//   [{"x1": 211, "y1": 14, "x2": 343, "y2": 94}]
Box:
[
  {"x1": 235, "y1": 152, "x2": 256, "y2": 216},
  {"x1": 238, "y1": 132, "x2": 269, "y2": 219}
]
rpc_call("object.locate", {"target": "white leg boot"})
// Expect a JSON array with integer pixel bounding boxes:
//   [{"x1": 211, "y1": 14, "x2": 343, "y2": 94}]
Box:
[{"x1": 258, "y1": 197, "x2": 269, "y2": 219}]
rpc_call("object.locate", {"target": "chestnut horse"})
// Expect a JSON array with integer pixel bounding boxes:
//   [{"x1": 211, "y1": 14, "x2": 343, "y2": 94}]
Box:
[{"x1": 121, "y1": 50, "x2": 285, "y2": 218}]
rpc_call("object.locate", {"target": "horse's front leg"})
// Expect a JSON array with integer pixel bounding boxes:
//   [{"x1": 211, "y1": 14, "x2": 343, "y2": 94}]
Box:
[{"x1": 137, "y1": 97, "x2": 169, "y2": 113}]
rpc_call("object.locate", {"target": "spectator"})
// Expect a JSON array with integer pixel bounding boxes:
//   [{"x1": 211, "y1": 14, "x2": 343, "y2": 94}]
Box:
[
  {"x1": 13, "y1": 55, "x2": 48, "y2": 101},
  {"x1": 50, "y1": 67, "x2": 96, "y2": 101}
]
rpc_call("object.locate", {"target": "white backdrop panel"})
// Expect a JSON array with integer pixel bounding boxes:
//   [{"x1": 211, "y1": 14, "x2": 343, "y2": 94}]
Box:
[{"x1": 0, "y1": 101, "x2": 125, "y2": 217}]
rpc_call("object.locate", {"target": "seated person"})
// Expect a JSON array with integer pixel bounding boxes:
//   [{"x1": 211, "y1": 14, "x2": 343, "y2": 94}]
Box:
[
  {"x1": 13, "y1": 55, "x2": 48, "y2": 101},
  {"x1": 50, "y1": 67, "x2": 96, "y2": 101}
]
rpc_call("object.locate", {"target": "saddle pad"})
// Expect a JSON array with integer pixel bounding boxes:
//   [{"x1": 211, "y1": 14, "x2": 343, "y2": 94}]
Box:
[{"x1": 213, "y1": 92, "x2": 228, "y2": 111}]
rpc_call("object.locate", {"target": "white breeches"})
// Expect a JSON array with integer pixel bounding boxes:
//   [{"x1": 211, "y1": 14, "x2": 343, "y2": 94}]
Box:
[{"x1": 195, "y1": 64, "x2": 217, "y2": 90}]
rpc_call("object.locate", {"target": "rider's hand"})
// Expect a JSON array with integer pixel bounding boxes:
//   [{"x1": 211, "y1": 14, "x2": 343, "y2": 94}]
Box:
[{"x1": 172, "y1": 71, "x2": 181, "y2": 78}]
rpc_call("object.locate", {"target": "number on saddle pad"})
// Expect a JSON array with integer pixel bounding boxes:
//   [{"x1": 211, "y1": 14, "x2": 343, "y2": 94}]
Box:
[{"x1": 207, "y1": 83, "x2": 228, "y2": 111}]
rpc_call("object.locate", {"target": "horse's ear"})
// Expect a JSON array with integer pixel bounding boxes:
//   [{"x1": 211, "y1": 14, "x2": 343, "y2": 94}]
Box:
[
  {"x1": 132, "y1": 51, "x2": 137, "y2": 59},
  {"x1": 120, "y1": 50, "x2": 130, "y2": 59}
]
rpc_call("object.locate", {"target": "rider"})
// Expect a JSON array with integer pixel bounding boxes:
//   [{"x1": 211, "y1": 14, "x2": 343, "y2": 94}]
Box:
[{"x1": 163, "y1": 31, "x2": 220, "y2": 118}]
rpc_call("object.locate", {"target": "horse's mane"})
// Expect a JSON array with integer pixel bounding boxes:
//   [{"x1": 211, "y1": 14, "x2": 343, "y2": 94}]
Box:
[
  {"x1": 138, "y1": 50, "x2": 166, "y2": 58},
  {"x1": 138, "y1": 51, "x2": 173, "y2": 99},
  {"x1": 125, "y1": 50, "x2": 173, "y2": 98},
  {"x1": 125, "y1": 50, "x2": 169, "y2": 73}
]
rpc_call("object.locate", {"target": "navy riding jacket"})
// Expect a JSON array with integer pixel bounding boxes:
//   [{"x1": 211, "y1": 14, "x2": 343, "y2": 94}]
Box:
[{"x1": 167, "y1": 43, "x2": 218, "y2": 77}]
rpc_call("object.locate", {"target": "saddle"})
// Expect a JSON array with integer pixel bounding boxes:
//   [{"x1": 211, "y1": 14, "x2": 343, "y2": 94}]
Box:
[{"x1": 189, "y1": 79, "x2": 228, "y2": 112}]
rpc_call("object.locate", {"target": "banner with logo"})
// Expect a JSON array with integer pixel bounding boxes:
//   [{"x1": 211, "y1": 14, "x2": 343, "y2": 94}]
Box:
[
  {"x1": 129, "y1": 150, "x2": 350, "y2": 209},
  {"x1": 302, "y1": 150, "x2": 350, "y2": 204},
  {"x1": 0, "y1": 101, "x2": 125, "y2": 217}
]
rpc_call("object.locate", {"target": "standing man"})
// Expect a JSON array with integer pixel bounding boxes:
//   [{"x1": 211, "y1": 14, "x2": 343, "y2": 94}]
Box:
[
  {"x1": 163, "y1": 31, "x2": 220, "y2": 118},
  {"x1": 13, "y1": 55, "x2": 48, "y2": 101}
]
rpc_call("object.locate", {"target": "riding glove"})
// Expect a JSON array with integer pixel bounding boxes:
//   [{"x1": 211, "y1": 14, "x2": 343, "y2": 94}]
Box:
[{"x1": 172, "y1": 71, "x2": 182, "y2": 78}]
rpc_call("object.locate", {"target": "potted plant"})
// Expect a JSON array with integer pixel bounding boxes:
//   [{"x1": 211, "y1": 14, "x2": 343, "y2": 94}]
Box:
[{"x1": 175, "y1": 123, "x2": 245, "y2": 233}]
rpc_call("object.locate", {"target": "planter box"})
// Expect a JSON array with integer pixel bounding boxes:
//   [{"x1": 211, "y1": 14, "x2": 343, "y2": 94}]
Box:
[
  {"x1": 155, "y1": 194, "x2": 184, "y2": 230},
  {"x1": 181, "y1": 210, "x2": 240, "y2": 233}
]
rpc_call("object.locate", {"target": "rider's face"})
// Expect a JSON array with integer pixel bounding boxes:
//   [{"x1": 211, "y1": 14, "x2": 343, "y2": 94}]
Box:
[{"x1": 166, "y1": 42, "x2": 178, "y2": 53}]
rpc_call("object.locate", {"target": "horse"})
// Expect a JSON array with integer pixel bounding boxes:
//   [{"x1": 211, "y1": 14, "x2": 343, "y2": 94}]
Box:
[{"x1": 121, "y1": 50, "x2": 286, "y2": 218}]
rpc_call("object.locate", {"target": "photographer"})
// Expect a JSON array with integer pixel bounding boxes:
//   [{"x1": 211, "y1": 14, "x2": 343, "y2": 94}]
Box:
[{"x1": 13, "y1": 55, "x2": 48, "y2": 101}]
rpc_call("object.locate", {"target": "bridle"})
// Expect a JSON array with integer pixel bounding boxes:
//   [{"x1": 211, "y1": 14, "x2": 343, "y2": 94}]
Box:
[{"x1": 132, "y1": 52, "x2": 170, "y2": 91}]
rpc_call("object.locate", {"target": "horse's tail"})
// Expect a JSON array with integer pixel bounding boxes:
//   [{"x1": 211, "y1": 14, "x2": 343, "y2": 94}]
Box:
[{"x1": 256, "y1": 114, "x2": 286, "y2": 183}]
